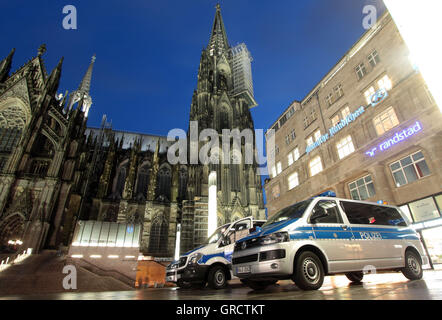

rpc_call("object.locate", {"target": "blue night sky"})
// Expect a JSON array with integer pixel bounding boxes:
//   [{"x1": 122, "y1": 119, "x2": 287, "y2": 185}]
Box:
[{"x1": 0, "y1": 0, "x2": 386, "y2": 136}]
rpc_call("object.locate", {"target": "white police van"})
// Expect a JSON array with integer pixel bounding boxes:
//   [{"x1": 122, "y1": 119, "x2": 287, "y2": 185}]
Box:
[
  {"x1": 232, "y1": 193, "x2": 429, "y2": 291},
  {"x1": 166, "y1": 217, "x2": 266, "y2": 289}
]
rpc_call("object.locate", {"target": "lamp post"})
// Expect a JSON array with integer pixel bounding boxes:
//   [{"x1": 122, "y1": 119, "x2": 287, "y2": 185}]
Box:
[{"x1": 208, "y1": 171, "x2": 218, "y2": 237}]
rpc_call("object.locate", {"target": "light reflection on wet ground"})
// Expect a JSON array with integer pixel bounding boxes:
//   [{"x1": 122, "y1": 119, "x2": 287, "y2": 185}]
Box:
[{"x1": 2, "y1": 270, "x2": 442, "y2": 300}]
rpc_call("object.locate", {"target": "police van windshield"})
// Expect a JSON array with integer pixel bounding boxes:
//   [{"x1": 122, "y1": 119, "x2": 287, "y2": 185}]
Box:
[
  {"x1": 263, "y1": 200, "x2": 312, "y2": 227},
  {"x1": 206, "y1": 224, "x2": 230, "y2": 244}
]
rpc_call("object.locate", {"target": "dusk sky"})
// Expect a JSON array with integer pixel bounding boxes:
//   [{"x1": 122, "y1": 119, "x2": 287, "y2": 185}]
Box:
[{"x1": 0, "y1": 0, "x2": 386, "y2": 137}]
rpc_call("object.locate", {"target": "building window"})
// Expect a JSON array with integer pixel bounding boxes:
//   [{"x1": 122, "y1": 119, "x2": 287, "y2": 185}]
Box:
[
  {"x1": 314, "y1": 130, "x2": 321, "y2": 141},
  {"x1": 286, "y1": 106, "x2": 295, "y2": 119},
  {"x1": 373, "y1": 107, "x2": 399, "y2": 136},
  {"x1": 276, "y1": 162, "x2": 282, "y2": 175},
  {"x1": 156, "y1": 167, "x2": 172, "y2": 201},
  {"x1": 272, "y1": 123, "x2": 280, "y2": 132},
  {"x1": 378, "y1": 75, "x2": 392, "y2": 91},
  {"x1": 285, "y1": 135, "x2": 290, "y2": 145},
  {"x1": 331, "y1": 114, "x2": 340, "y2": 127},
  {"x1": 336, "y1": 135, "x2": 355, "y2": 159},
  {"x1": 275, "y1": 145, "x2": 279, "y2": 155},
  {"x1": 349, "y1": 175, "x2": 376, "y2": 200},
  {"x1": 290, "y1": 129, "x2": 296, "y2": 141},
  {"x1": 306, "y1": 136, "x2": 314, "y2": 147},
  {"x1": 293, "y1": 148, "x2": 300, "y2": 162},
  {"x1": 364, "y1": 86, "x2": 376, "y2": 105},
  {"x1": 390, "y1": 151, "x2": 431, "y2": 187},
  {"x1": 0, "y1": 156, "x2": 8, "y2": 172},
  {"x1": 303, "y1": 116, "x2": 309, "y2": 128},
  {"x1": 271, "y1": 166, "x2": 277, "y2": 178},
  {"x1": 326, "y1": 93, "x2": 333, "y2": 106},
  {"x1": 356, "y1": 63, "x2": 367, "y2": 80},
  {"x1": 368, "y1": 50, "x2": 380, "y2": 67},
  {"x1": 288, "y1": 147, "x2": 300, "y2": 167},
  {"x1": 135, "y1": 164, "x2": 150, "y2": 199},
  {"x1": 334, "y1": 84, "x2": 344, "y2": 98},
  {"x1": 310, "y1": 108, "x2": 317, "y2": 120},
  {"x1": 288, "y1": 172, "x2": 299, "y2": 190},
  {"x1": 309, "y1": 156, "x2": 323, "y2": 177},
  {"x1": 425, "y1": 85, "x2": 435, "y2": 104},
  {"x1": 272, "y1": 185, "x2": 280, "y2": 199},
  {"x1": 288, "y1": 153, "x2": 294, "y2": 166},
  {"x1": 148, "y1": 217, "x2": 169, "y2": 255},
  {"x1": 0, "y1": 128, "x2": 23, "y2": 153},
  {"x1": 341, "y1": 106, "x2": 351, "y2": 119}
]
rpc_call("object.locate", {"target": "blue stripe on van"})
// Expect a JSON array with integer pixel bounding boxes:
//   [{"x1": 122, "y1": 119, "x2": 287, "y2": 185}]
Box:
[
  {"x1": 238, "y1": 224, "x2": 419, "y2": 243},
  {"x1": 199, "y1": 251, "x2": 232, "y2": 264}
]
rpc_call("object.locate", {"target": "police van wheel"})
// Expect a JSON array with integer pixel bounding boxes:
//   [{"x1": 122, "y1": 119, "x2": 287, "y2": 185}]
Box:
[
  {"x1": 402, "y1": 250, "x2": 423, "y2": 280},
  {"x1": 294, "y1": 251, "x2": 324, "y2": 290},
  {"x1": 345, "y1": 272, "x2": 364, "y2": 283},
  {"x1": 208, "y1": 266, "x2": 227, "y2": 289}
]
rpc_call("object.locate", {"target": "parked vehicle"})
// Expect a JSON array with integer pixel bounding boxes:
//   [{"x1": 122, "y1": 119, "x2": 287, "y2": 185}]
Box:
[
  {"x1": 232, "y1": 195, "x2": 429, "y2": 291},
  {"x1": 166, "y1": 216, "x2": 266, "y2": 289}
]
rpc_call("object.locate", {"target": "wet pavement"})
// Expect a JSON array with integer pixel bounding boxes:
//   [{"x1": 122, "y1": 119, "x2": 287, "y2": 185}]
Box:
[{"x1": 2, "y1": 270, "x2": 442, "y2": 300}]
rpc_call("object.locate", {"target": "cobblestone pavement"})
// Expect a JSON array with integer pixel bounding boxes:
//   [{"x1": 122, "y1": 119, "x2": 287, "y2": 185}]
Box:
[{"x1": 2, "y1": 270, "x2": 442, "y2": 300}]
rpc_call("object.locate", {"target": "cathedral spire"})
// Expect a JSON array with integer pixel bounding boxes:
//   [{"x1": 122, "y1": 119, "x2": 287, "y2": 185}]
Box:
[
  {"x1": 45, "y1": 57, "x2": 64, "y2": 97},
  {"x1": 208, "y1": 4, "x2": 230, "y2": 55},
  {"x1": 0, "y1": 48, "x2": 15, "y2": 83},
  {"x1": 66, "y1": 55, "x2": 96, "y2": 117},
  {"x1": 78, "y1": 54, "x2": 96, "y2": 94}
]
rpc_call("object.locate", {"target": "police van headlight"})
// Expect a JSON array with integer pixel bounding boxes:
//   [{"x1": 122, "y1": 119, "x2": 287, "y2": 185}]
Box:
[
  {"x1": 259, "y1": 232, "x2": 289, "y2": 246},
  {"x1": 188, "y1": 253, "x2": 203, "y2": 265}
]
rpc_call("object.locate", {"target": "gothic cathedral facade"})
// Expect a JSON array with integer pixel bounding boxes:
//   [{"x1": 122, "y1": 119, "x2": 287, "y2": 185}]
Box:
[{"x1": 0, "y1": 6, "x2": 265, "y2": 257}]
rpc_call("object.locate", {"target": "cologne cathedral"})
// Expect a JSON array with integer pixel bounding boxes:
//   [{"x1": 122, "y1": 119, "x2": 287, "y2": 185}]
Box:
[{"x1": 0, "y1": 5, "x2": 265, "y2": 257}]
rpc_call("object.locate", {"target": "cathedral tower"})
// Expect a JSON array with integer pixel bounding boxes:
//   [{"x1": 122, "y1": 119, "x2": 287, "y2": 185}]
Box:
[{"x1": 183, "y1": 5, "x2": 265, "y2": 250}]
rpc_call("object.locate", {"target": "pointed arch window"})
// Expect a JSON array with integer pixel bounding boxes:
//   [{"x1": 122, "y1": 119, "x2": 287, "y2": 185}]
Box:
[
  {"x1": 135, "y1": 164, "x2": 150, "y2": 199},
  {"x1": 148, "y1": 216, "x2": 169, "y2": 255},
  {"x1": 231, "y1": 154, "x2": 240, "y2": 192},
  {"x1": 156, "y1": 166, "x2": 171, "y2": 201},
  {"x1": 218, "y1": 105, "x2": 230, "y2": 131},
  {"x1": 115, "y1": 163, "x2": 128, "y2": 197},
  {"x1": 178, "y1": 167, "x2": 188, "y2": 201},
  {"x1": 0, "y1": 104, "x2": 28, "y2": 153}
]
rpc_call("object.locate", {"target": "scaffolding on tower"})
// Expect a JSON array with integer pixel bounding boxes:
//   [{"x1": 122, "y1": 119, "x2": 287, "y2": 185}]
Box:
[{"x1": 231, "y1": 43, "x2": 258, "y2": 108}]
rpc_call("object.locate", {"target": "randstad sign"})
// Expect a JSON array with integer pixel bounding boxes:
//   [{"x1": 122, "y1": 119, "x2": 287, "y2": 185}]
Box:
[
  {"x1": 306, "y1": 88, "x2": 388, "y2": 154},
  {"x1": 365, "y1": 122, "x2": 423, "y2": 157}
]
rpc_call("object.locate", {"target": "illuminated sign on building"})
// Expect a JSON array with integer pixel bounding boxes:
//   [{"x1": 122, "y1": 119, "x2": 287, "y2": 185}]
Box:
[
  {"x1": 306, "y1": 107, "x2": 365, "y2": 153},
  {"x1": 306, "y1": 89, "x2": 388, "y2": 154},
  {"x1": 365, "y1": 121, "x2": 423, "y2": 157},
  {"x1": 370, "y1": 88, "x2": 388, "y2": 107}
]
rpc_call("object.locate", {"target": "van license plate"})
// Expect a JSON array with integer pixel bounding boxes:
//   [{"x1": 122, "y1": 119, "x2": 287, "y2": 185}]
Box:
[{"x1": 236, "y1": 266, "x2": 251, "y2": 274}]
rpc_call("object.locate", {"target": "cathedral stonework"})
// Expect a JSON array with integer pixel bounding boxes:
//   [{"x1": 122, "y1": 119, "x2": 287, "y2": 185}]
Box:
[{"x1": 0, "y1": 6, "x2": 264, "y2": 257}]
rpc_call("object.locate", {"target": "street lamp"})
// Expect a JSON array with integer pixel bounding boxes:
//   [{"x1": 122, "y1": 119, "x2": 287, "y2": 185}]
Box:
[
  {"x1": 208, "y1": 171, "x2": 218, "y2": 237},
  {"x1": 383, "y1": 0, "x2": 442, "y2": 112}
]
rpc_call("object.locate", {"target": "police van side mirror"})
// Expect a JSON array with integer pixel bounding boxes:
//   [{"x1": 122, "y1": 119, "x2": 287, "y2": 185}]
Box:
[
  {"x1": 310, "y1": 208, "x2": 329, "y2": 223},
  {"x1": 219, "y1": 234, "x2": 230, "y2": 247}
]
